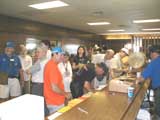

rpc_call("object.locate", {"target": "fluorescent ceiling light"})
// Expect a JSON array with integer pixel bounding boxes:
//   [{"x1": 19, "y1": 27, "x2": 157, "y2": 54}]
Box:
[
  {"x1": 133, "y1": 19, "x2": 160, "y2": 23},
  {"x1": 108, "y1": 29, "x2": 125, "y2": 32},
  {"x1": 142, "y1": 28, "x2": 160, "y2": 31},
  {"x1": 29, "y1": 0, "x2": 69, "y2": 10},
  {"x1": 99, "y1": 32, "x2": 160, "y2": 35},
  {"x1": 87, "y1": 22, "x2": 110, "y2": 26}
]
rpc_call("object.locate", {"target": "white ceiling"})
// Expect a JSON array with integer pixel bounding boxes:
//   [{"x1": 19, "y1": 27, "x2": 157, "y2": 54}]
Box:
[{"x1": 0, "y1": 0, "x2": 160, "y2": 34}]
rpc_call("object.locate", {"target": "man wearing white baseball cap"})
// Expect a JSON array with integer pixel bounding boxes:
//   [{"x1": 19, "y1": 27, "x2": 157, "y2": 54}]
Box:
[
  {"x1": 121, "y1": 48, "x2": 129, "y2": 55},
  {"x1": 121, "y1": 48, "x2": 129, "y2": 69},
  {"x1": 110, "y1": 48, "x2": 129, "y2": 79}
]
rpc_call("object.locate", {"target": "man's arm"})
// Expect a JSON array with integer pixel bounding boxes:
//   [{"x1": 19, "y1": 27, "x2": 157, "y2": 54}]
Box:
[
  {"x1": 136, "y1": 63, "x2": 152, "y2": 84},
  {"x1": 136, "y1": 76, "x2": 145, "y2": 84},
  {"x1": 17, "y1": 57, "x2": 25, "y2": 87},
  {"x1": 84, "y1": 81, "x2": 93, "y2": 92},
  {"x1": 51, "y1": 83, "x2": 70, "y2": 99},
  {"x1": 19, "y1": 68, "x2": 25, "y2": 88}
]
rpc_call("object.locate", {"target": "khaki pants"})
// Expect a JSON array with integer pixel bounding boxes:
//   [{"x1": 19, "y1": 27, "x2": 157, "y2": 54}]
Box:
[{"x1": 0, "y1": 78, "x2": 21, "y2": 98}]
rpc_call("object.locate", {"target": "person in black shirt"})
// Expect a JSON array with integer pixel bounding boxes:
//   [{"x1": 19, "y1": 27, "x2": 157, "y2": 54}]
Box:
[
  {"x1": 70, "y1": 63, "x2": 95, "y2": 98},
  {"x1": 70, "y1": 62, "x2": 108, "y2": 98},
  {"x1": 72, "y1": 46, "x2": 89, "y2": 76}
]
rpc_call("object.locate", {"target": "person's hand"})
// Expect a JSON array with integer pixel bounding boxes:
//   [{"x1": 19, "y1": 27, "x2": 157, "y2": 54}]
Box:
[
  {"x1": 136, "y1": 77, "x2": 142, "y2": 85},
  {"x1": 64, "y1": 92, "x2": 72, "y2": 100},
  {"x1": 20, "y1": 80, "x2": 24, "y2": 88},
  {"x1": 83, "y1": 65, "x2": 88, "y2": 71},
  {"x1": 136, "y1": 80, "x2": 139, "y2": 85},
  {"x1": 25, "y1": 69, "x2": 31, "y2": 75},
  {"x1": 123, "y1": 68, "x2": 129, "y2": 73},
  {"x1": 78, "y1": 63, "x2": 85, "y2": 69}
]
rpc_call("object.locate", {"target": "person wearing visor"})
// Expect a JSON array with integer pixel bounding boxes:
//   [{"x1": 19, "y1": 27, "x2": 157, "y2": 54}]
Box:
[
  {"x1": 137, "y1": 45, "x2": 160, "y2": 119},
  {"x1": 0, "y1": 41, "x2": 23, "y2": 100},
  {"x1": 44, "y1": 47, "x2": 70, "y2": 114}
]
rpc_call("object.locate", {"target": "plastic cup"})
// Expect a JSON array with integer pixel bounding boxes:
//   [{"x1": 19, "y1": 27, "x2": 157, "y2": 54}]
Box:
[
  {"x1": 136, "y1": 72, "x2": 141, "y2": 78},
  {"x1": 128, "y1": 87, "x2": 135, "y2": 98}
]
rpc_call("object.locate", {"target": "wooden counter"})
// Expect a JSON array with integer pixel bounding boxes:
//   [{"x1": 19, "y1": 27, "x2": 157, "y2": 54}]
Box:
[{"x1": 50, "y1": 80, "x2": 150, "y2": 120}]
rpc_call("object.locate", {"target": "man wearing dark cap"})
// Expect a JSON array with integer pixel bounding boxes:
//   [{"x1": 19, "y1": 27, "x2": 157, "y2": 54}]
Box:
[
  {"x1": 0, "y1": 41, "x2": 23, "y2": 99},
  {"x1": 137, "y1": 45, "x2": 160, "y2": 119}
]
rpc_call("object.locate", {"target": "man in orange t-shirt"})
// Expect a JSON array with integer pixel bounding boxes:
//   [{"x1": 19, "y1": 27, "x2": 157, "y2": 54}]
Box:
[{"x1": 44, "y1": 47, "x2": 70, "y2": 114}]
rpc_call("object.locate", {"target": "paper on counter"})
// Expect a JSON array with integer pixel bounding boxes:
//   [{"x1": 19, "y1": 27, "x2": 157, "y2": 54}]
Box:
[
  {"x1": 48, "y1": 112, "x2": 62, "y2": 120},
  {"x1": 79, "y1": 96, "x2": 88, "y2": 100},
  {"x1": 95, "y1": 84, "x2": 107, "y2": 90},
  {"x1": 58, "y1": 106, "x2": 71, "y2": 113},
  {"x1": 81, "y1": 92, "x2": 93, "y2": 98},
  {"x1": 68, "y1": 99, "x2": 83, "y2": 107}
]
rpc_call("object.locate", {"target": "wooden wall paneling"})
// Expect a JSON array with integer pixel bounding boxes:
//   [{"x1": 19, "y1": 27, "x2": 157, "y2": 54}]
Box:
[
  {"x1": 153, "y1": 36, "x2": 156, "y2": 45},
  {"x1": 156, "y1": 39, "x2": 158, "y2": 45},
  {"x1": 0, "y1": 15, "x2": 104, "y2": 53},
  {"x1": 105, "y1": 40, "x2": 131, "y2": 52}
]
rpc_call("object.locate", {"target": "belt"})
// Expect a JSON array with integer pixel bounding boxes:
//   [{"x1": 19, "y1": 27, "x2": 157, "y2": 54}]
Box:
[{"x1": 32, "y1": 82, "x2": 43, "y2": 85}]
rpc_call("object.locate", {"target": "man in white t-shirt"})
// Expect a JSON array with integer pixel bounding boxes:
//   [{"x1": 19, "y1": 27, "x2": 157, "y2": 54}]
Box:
[
  {"x1": 26, "y1": 43, "x2": 50, "y2": 116},
  {"x1": 104, "y1": 49, "x2": 115, "y2": 80},
  {"x1": 104, "y1": 49, "x2": 115, "y2": 68},
  {"x1": 19, "y1": 44, "x2": 32, "y2": 94},
  {"x1": 27, "y1": 44, "x2": 48, "y2": 96}
]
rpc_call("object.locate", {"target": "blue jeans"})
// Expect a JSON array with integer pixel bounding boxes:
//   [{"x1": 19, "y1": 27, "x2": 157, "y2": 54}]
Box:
[{"x1": 47, "y1": 104, "x2": 64, "y2": 114}]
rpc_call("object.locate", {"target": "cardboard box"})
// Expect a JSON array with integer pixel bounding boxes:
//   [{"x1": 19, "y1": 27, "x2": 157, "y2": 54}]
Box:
[{"x1": 108, "y1": 78, "x2": 135, "y2": 93}]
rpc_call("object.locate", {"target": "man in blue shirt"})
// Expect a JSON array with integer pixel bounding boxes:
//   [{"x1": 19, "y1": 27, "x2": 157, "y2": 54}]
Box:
[
  {"x1": 138, "y1": 45, "x2": 160, "y2": 119},
  {"x1": 0, "y1": 41, "x2": 24, "y2": 99}
]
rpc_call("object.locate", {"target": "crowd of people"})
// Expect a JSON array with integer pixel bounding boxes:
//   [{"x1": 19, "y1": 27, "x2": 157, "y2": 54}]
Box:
[{"x1": 0, "y1": 40, "x2": 160, "y2": 119}]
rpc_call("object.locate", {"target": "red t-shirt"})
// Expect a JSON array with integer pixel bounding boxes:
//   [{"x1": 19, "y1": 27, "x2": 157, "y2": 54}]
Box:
[{"x1": 44, "y1": 59, "x2": 65, "y2": 105}]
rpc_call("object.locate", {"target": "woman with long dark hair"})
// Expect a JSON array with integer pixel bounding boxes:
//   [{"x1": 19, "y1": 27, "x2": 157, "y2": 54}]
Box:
[
  {"x1": 72, "y1": 46, "x2": 89, "y2": 75},
  {"x1": 71, "y1": 46, "x2": 92, "y2": 98}
]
